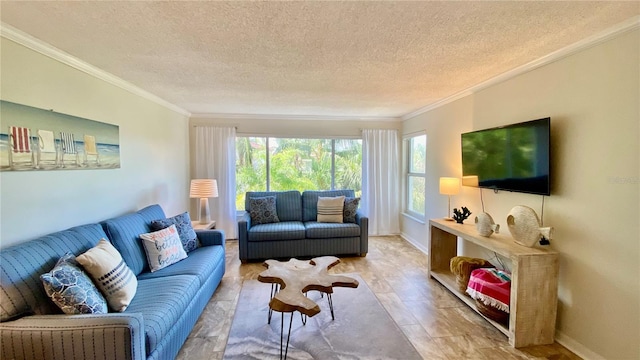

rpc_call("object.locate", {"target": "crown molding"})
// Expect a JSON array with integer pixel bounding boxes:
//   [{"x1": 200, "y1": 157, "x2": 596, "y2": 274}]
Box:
[
  {"x1": 3, "y1": 13, "x2": 637, "y2": 123},
  {"x1": 402, "y1": 15, "x2": 640, "y2": 121},
  {"x1": 0, "y1": 22, "x2": 191, "y2": 117},
  {"x1": 190, "y1": 112, "x2": 401, "y2": 122}
]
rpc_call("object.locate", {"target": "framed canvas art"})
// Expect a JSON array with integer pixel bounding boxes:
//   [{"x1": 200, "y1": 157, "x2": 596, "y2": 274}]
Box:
[{"x1": 0, "y1": 100, "x2": 120, "y2": 171}]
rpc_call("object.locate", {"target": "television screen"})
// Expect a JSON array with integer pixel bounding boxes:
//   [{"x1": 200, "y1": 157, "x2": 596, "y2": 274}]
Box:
[{"x1": 461, "y1": 118, "x2": 550, "y2": 195}]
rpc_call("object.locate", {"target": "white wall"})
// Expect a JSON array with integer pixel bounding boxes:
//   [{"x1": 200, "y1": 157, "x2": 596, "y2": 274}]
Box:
[
  {"x1": 190, "y1": 116, "x2": 401, "y2": 138},
  {"x1": 402, "y1": 29, "x2": 639, "y2": 360},
  {"x1": 0, "y1": 37, "x2": 191, "y2": 248}
]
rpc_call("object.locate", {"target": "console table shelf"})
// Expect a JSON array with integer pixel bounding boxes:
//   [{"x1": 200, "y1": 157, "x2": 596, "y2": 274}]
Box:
[{"x1": 428, "y1": 219, "x2": 559, "y2": 348}]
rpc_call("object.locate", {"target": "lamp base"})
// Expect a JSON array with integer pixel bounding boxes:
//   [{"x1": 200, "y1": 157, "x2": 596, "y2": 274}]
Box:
[{"x1": 198, "y1": 197, "x2": 211, "y2": 224}]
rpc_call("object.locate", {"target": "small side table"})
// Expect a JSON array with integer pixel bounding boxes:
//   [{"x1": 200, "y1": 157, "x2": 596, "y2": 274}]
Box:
[{"x1": 191, "y1": 221, "x2": 216, "y2": 230}]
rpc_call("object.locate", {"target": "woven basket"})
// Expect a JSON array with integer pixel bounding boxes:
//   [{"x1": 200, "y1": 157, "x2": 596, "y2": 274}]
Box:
[
  {"x1": 449, "y1": 257, "x2": 493, "y2": 293},
  {"x1": 475, "y1": 299, "x2": 509, "y2": 324}
]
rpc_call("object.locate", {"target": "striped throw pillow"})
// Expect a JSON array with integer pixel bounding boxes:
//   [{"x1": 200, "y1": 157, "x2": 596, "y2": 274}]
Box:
[
  {"x1": 76, "y1": 239, "x2": 138, "y2": 312},
  {"x1": 317, "y1": 196, "x2": 345, "y2": 223}
]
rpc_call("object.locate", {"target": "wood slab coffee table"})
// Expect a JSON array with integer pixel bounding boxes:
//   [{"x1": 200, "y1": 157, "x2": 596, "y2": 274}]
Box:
[{"x1": 257, "y1": 256, "x2": 359, "y2": 359}]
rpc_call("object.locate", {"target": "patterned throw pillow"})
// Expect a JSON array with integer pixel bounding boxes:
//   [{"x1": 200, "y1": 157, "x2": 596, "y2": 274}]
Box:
[
  {"x1": 139, "y1": 225, "x2": 188, "y2": 272},
  {"x1": 249, "y1": 196, "x2": 280, "y2": 225},
  {"x1": 40, "y1": 253, "x2": 108, "y2": 315},
  {"x1": 343, "y1": 197, "x2": 361, "y2": 223},
  {"x1": 76, "y1": 239, "x2": 138, "y2": 312},
  {"x1": 150, "y1": 212, "x2": 198, "y2": 252},
  {"x1": 317, "y1": 196, "x2": 346, "y2": 223}
]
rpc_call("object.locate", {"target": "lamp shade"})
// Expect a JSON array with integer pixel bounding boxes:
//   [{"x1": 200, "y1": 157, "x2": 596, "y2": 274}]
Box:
[
  {"x1": 462, "y1": 175, "x2": 479, "y2": 187},
  {"x1": 439, "y1": 177, "x2": 460, "y2": 195},
  {"x1": 189, "y1": 179, "x2": 218, "y2": 198}
]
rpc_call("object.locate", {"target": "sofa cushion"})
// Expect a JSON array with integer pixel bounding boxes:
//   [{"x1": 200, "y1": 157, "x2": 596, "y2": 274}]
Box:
[
  {"x1": 139, "y1": 225, "x2": 188, "y2": 272},
  {"x1": 343, "y1": 197, "x2": 361, "y2": 223},
  {"x1": 102, "y1": 213, "x2": 150, "y2": 275},
  {"x1": 76, "y1": 239, "x2": 138, "y2": 312},
  {"x1": 150, "y1": 212, "x2": 199, "y2": 253},
  {"x1": 136, "y1": 204, "x2": 167, "y2": 224},
  {"x1": 302, "y1": 190, "x2": 355, "y2": 222},
  {"x1": 248, "y1": 221, "x2": 306, "y2": 242},
  {"x1": 66, "y1": 224, "x2": 113, "y2": 248},
  {"x1": 137, "y1": 244, "x2": 225, "y2": 285},
  {"x1": 246, "y1": 191, "x2": 302, "y2": 222},
  {"x1": 125, "y1": 275, "x2": 200, "y2": 355},
  {"x1": 0, "y1": 225, "x2": 106, "y2": 321},
  {"x1": 99, "y1": 205, "x2": 166, "y2": 276},
  {"x1": 40, "y1": 253, "x2": 108, "y2": 315},
  {"x1": 305, "y1": 221, "x2": 361, "y2": 239},
  {"x1": 248, "y1": 196, "x2": 280, "y2": 225}
]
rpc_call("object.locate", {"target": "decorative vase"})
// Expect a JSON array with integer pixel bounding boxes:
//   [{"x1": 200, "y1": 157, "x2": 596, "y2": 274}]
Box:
[
  {"x1": 475, "y1": 213, "x2": 500, "y2": 237},
  {"x1": 506, "y1": 206, "x2": 554, "y2": 247}
]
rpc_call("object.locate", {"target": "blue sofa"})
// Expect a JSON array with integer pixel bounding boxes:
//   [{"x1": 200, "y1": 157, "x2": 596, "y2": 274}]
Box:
[
  {"x1": 0, "y1": 204, "x2": 225, "y2": 360},
  {"x1": 238, "y1": 190, "x2": 368, "y2": 262}
]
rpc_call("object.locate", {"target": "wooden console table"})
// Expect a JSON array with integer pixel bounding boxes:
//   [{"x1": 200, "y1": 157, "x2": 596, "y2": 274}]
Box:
[{"x1": 428, "y1": 219, "x2": 559, "y2": 348}]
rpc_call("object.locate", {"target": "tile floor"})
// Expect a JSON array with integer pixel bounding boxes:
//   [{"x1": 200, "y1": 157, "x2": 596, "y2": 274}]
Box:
[{"x1": 176, "y1": 236, "x2": 581, "y2": 360}]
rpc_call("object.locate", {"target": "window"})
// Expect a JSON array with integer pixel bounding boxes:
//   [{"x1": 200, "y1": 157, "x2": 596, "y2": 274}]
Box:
[
  {"x1": 405, "y1": 134, "x2": 426, "y2": 219},
  {"x1": 269, "y1": 138, "x2": 332, "y2": 191},
  {"x1": 235, "y1": 137, "x2": 362, "y2": 210}
]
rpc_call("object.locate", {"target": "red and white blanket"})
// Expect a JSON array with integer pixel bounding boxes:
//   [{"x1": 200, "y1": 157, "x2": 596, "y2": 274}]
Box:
[{"x1": 466, "y1": 268, "x2": 511, "y2": 313}]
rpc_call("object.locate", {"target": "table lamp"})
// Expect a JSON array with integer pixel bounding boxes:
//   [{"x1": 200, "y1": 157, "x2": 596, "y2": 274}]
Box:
[
  {"x1": 462, "y1": 175, "x2": 479, "y2": 187},
  {"x1": 190, "y1": 179, "x2": 218, "y2": 224},
  {"x1": 439, "y1": 177, "x2": 460, "y2": 221}
]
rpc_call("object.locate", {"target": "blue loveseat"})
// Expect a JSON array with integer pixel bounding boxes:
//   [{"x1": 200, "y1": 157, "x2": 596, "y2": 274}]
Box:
[
  {"x1": 238, "y1": 190, "x2": 368, "y2": 262},
  {"x1": 0, "y1": 204, "x2": 225, "y2": 360}
]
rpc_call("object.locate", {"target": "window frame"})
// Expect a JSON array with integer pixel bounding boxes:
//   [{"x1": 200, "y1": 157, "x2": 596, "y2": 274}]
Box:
[
  {"x1": 235, "y1": 136, "x2": 362, "y2": 210},
  {"x1": 404, "y1": 133, "x2": 427, "y2": 221}
]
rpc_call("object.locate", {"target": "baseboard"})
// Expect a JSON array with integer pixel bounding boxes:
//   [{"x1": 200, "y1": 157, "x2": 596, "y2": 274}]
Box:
[
  {"x1": 555, "y1": 331, "x2": 606, "y2": 360},
  {"x1": 399, "y1": 232, "x2": 429, "y2": 255}
]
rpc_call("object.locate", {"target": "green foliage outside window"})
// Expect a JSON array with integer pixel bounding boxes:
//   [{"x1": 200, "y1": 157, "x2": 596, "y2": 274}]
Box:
[
  {"x1": 235, "y1": 137, "x2": 362, "y2": 210},
  {"x1": 235, "y1": 137, "x2": 267, "y2": 206},
  {"x1": 407, "y1": 135, "x2": 426, "y2": 217}
]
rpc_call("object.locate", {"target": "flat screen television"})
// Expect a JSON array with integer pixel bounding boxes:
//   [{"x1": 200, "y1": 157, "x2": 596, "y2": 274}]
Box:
[{"x1": 461, "y1": 117, "x2": 551, "y2": 195}]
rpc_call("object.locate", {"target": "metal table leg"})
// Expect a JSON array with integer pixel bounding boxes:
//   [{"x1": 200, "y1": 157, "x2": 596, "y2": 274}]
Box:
[
  {"x1": 326, "y1": 292, "x2": 335, "y2": 320},
  {"x1": 280, "y1": 311, "x2": 294, "y2": 360},
  {"x1": 268, "y1": 283, "x2": 279, "y2": 324}
]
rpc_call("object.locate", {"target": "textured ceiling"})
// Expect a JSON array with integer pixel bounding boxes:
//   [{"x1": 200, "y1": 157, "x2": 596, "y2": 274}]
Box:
[{"x1": 1, "y1": 1, "x2": 638, "y2": 118}]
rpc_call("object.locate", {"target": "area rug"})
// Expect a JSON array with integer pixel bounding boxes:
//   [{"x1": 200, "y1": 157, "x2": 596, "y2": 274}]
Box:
[{"x1": 223, "y1": 274, "x2": 422, "y2": 360}]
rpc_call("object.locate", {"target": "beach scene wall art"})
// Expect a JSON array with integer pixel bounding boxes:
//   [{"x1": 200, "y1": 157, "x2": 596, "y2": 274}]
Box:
[{"x1": 0, "y1": 100, "x2": 120, "y2": 172}]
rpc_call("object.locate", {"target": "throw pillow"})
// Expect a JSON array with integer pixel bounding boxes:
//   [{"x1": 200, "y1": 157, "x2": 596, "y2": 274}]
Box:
[
  {"x1": 317, "y1": 196, "x2": 346, "y2": 223},
  {"x1": 76, "y1": 239, "x2": 138, "y2": 312},
  {"x1": 139, "y1": 225, "x2": 188, "y2": 272},
  {"x1": 40, "y1": 253, "x2": 108, "y2": 315},
  {"x1": 150, "y1": 212, "x2": 198, "y2": 252},
  {"x1": 249, "y1": 196, "x2": 280, "y2": 225},
  {"x1": 343, "y1": 197, "x2": 361, "y2": 223}
]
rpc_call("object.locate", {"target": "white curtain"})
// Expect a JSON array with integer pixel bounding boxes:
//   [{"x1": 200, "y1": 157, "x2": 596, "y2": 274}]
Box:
[
  {"x1": 361, "y1": 129, "x2": 400, "y2": 236},
  {"x1": 194, "y1": 126, "x2": 237, "y2": 239}
]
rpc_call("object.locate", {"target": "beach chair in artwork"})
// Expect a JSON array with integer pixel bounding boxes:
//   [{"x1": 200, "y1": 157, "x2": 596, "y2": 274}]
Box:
[
  {"x1": 59, "y1": 131, "x2": 80, "y2": 168},
  {"x1": 8, "y1": 126, "x2": 36, "y2": 170},
  {"x1": 83, "y1": 135, "x2": 100, "y2": 167},
  {"x1": 36, "y1": 130, "x2": 59, "y2": 169}
]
